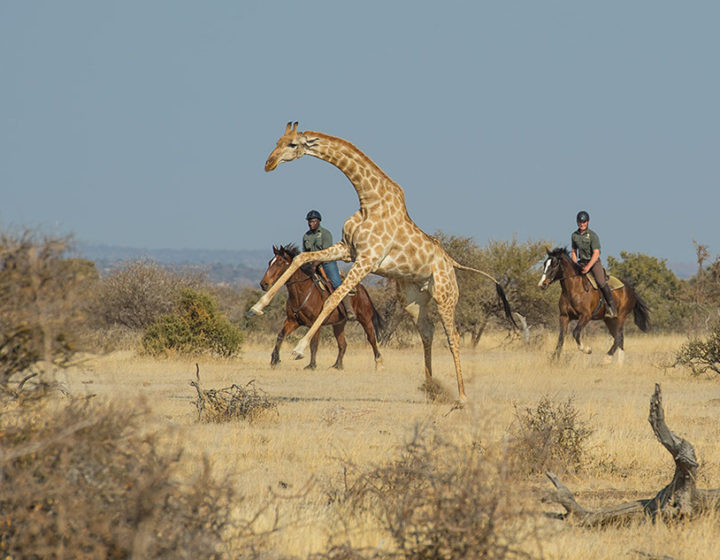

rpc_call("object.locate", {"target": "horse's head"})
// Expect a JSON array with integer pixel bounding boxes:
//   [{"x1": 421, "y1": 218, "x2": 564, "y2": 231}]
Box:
[
  {"x1": 260, "y1": 244, "x2": 299, "y2": 291},
  {"x1": 538, "y1": 247, "x2": 568, "y2": 290},
  {"x1": 264, "y1": 122, "x2": 320, "y2": 172}
]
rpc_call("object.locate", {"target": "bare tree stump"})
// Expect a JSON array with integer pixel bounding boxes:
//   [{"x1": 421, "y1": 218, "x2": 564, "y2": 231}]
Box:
[{"x1": 543, "y1": 384, "x2": 720, "y2": 526}]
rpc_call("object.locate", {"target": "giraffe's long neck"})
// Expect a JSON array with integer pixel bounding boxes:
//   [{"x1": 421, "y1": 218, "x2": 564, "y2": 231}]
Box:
[{"x1": 305, "y1": 132, "x2": 405, "y2": 211}]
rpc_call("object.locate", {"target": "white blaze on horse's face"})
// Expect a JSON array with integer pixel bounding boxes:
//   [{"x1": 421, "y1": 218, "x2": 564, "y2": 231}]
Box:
[{"x1": 538, "y1": 258, "x2": 552, "y2": 288}]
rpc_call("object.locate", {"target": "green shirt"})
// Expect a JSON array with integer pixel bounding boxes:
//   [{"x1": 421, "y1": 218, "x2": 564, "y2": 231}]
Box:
[
  {"x1": 303, "y1": 226, "x2": 333, "y2": 252},
  {"x1": 571, "y1": 228, "x2": 601, "y2": 261}
]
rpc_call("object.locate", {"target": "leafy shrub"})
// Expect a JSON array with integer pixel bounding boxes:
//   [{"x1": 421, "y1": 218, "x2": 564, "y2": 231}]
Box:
[
  {"x1": 142, "y1": 289, "x2": 243, "y2": 357},
  {"x1": 510, "y1": 395, "x2": 593, "y2": 475},
  {"x1": 94, "y1": 259, "x2": 205, "y2": 329},
  {"x1": 673, "y1": 321, "x2": 720, "y2": 375},
  {"x1": 0, "y1": 398, "x2": 242, "y2": 559}
]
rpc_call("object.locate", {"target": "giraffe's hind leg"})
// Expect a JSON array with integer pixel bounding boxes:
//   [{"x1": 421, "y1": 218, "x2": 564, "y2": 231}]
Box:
[
  {"x1": 433, "y1": 268, "x2": 466, "y2": 402},
  {"x1": 396, "y1": 280, "x2": 436, "y2": 393}
]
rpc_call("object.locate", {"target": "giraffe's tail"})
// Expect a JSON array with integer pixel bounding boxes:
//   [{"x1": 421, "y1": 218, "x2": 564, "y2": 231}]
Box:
[{"x1": 452, "y1": 261, "x2": 518, "y2": 329}]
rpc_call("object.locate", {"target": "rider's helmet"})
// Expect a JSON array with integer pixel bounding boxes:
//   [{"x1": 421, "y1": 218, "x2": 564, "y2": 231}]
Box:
[
  {"x1": 576, "y1": 210, "x2": 590, "y2": 223},
  {"x1": 306, "y1": 210, "x2": 322, "y2": 221}
]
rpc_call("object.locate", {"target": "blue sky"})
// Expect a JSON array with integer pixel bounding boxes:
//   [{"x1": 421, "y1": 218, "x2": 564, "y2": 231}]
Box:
[{"x1": 1, "y1": 1, "x2": 718, "y2": 268}]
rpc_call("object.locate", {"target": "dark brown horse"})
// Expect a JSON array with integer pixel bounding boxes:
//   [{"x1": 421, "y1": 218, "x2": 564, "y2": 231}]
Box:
[
  {"x1": 538, "y1": 247, "x2": 650, "y2": 363},
  {"x1": 260, "y1": 244, "x2": 383, "y2": 370}
]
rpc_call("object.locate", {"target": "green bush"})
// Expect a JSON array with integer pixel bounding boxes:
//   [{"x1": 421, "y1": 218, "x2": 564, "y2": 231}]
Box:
[{"x1": 142, "y1": 289, "x2": 243, "y2": 357}]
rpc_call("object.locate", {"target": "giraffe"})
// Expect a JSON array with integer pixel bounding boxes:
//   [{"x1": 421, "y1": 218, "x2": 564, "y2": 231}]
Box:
[{"x1": 248, "y1": 122, "x2": 514, "y2": 402}]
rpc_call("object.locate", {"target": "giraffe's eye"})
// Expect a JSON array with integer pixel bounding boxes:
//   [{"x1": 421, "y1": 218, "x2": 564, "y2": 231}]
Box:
[{"x1": 288, "y1": 142, "x2": 298, "y2": 148}]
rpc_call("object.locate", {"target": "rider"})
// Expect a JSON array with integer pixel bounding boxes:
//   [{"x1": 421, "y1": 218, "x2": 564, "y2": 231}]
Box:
[
  {"x1": 303, "y1": 210, "x2": 356, "y2": 320},
  {"x1": 571, "y1": 210, "x2": 618, "y2": 318}
]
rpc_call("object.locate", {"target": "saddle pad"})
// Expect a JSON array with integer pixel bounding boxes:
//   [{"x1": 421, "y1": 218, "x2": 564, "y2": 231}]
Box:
[{"x1": 586, "y1": 273, "x2": 624, "y2": 291}]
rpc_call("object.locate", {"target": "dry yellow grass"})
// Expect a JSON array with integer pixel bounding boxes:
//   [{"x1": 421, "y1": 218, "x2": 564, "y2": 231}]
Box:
[{"x1": 61, "y1": 329, "x2": 720, "y2": 559}]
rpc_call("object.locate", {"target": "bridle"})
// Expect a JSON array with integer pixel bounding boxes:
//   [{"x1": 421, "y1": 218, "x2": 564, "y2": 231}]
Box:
[{"x1": 545, "y1": 256, "x2": 583, "y2": 284}]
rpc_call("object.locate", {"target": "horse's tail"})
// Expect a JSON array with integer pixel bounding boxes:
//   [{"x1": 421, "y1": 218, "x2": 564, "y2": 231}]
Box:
[
  {"x1": 631, "y1": 289, "x2": 651, "y2": 332},
  {"x1": 368, "y1": 293, "x2": 384, "y2": 338},
  {"x1": 623, "y1": 281, "x2": 651, "y2": 332},
  {"x1": 452, "y1": 260, "x2": 518, "y2": 329}
]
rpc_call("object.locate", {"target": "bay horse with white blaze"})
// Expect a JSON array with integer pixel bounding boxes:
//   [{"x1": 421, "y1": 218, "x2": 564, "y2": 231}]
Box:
[
  {"x1": 538, "y1": 247, "x2": 650, "y2": 363},
  {"x1": 260, "y1": 244, "x2": 383, "y2": 370}
]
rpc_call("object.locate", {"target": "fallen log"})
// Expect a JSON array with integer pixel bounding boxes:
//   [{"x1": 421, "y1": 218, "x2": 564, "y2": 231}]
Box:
[{"x1": 543, "y1": 383, "x2": 720, "y2": 526}]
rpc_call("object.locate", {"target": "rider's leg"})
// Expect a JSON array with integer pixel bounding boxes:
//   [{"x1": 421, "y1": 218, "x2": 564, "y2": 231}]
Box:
[
  {"x1": 591, "y1": 261, "x2": 617, "y2": 318},
  {"x1": 322, "y1": 261, "x2": 355, "y2": 320}
]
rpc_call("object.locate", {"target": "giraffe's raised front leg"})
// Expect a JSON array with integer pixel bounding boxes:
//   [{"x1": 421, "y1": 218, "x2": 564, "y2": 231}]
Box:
[
  {"x1": 291, "y1": 258, "x2": 374, "y2": 360},
  {"x1": 247, "y1": 242, "x2": 351, "y2": 316}
]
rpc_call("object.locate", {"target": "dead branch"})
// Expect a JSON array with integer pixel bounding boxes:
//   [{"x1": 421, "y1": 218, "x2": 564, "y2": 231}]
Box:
[{"x1": 543, "y1": 384, "x2": 720, "y2": 526}]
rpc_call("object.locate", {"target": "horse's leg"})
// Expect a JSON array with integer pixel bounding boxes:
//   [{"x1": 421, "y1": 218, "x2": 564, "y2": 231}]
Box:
[
  {"x1": 291, "y1": 257, "x2": 373, "y2": 360},
  {"x1": 602, "y1": 317, "x2": 621, "y2": 364},
  {"x1": 305, "y1": 330, "x2": 321, "y2": 370},
  {"x1": 354, "y1": 288, "x2": 383, "y2": 370},
  {"x1": 330, "y1": 323, "x2": 347, "y2": 370},
  {"x1": 572, "y1": 315, "x2": 593, "y2": 354},
  {"x1": 249, "y1": 242, "x2": 351, "y2": 316},
  {"x1": 553, "y1": 314, "x2": 569, "y2": 360},
  {"x1": 271, "y1": 318, "x2": 299, "y2": 367},
  {"x1": 397, "y1": 279, "x2": 436, "y2": 396}
]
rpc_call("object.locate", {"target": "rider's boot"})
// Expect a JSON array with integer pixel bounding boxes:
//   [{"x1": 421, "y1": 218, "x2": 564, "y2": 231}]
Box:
[
  {"x1": 600, "y1": 284, "x2": 618, "y2": 318},
  {"x1": 342, "y1": 294, "x2": 356, "y2": 321}
]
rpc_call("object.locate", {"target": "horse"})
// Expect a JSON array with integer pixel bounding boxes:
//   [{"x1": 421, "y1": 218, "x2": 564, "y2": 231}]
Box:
[
  {"x1": 538, "y1": 247, "x2": 650, "y2": 363},
  {"x1": 259, "y1": 244, "x2": 383, "y2": 370}
]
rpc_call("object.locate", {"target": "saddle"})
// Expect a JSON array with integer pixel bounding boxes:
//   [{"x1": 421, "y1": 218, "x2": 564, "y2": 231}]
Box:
[
  {"x1": 310, "y1": 271, "x2": 356, "y2": 296},
  {"x1": 583, "y1": 270, "x2": 624, "y2": 291}
]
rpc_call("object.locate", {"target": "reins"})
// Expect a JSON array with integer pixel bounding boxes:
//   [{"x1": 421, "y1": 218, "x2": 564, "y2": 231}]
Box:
[{"x1": 274, "y1": 259, "x2": 318, "y2": 318}]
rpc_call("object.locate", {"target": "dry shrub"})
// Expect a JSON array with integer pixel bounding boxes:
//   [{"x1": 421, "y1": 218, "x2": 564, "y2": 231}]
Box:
[
  {"x1": 333, "y1": 426, "x2": 539, "y2": 560},
  {"x1": 0, "y1": 396, "x2": 293, "y2": 559},
  {"x1": 673, "y1": 320, "x2": 720, "y2": 375},
  {"x1": 0, "y1": 230, "x2": 95, "y2": 400},
  {"x1": 191, "y1": 370, "x2": 277, "y2": 423},
  {"x1": 0, "y1": 397, "x2": 250, "y2": 559},
  {"x1": 94, "y1": 258, "x2": 205, "y2": 330},
  {"x1": 510, "y1": 395, "x2": 593, "y2": 475}
]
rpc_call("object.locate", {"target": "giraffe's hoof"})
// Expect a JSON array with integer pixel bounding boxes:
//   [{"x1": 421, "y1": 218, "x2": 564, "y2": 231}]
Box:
[{"x1": 246, "y1": 304, "x2": 264, "y2": 318}]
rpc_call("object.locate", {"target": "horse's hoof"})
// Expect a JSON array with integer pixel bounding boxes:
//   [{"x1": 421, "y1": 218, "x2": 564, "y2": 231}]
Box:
[
  {"x1": 246, "y1": 304, "x2": 264, "y2": 317},
  {"x1": 291, "y1": 349, "x2": 305, "y2": 360},
  {"x1": 303, "y1": 364, "x2": 316, "y2": 370},
  {"x1": 602, "y1": 355, "x2": 612, "y2": 365}
]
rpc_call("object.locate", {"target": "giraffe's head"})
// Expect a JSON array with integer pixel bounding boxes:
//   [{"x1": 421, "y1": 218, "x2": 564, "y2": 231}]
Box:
[{"x1": 265, "y1": 121, "x2": 318, "y2": 172}]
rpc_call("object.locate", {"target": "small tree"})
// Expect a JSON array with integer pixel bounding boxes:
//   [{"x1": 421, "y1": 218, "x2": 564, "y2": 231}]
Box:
[
  {"x1": 607, "y1": 251, "x2": 690, "y2": 331},
  {"x1": 435, "y1": 232, "x2": 555, "y2": 345}
]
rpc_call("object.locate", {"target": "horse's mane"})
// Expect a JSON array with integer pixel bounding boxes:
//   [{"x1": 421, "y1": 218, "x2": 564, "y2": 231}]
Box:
[
  {"x1": 277, "y1": 243, "x2": 300, "y2": 259},
  {"x1": 548, "y1": 247, "x2": 582, "y2": 272}
]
